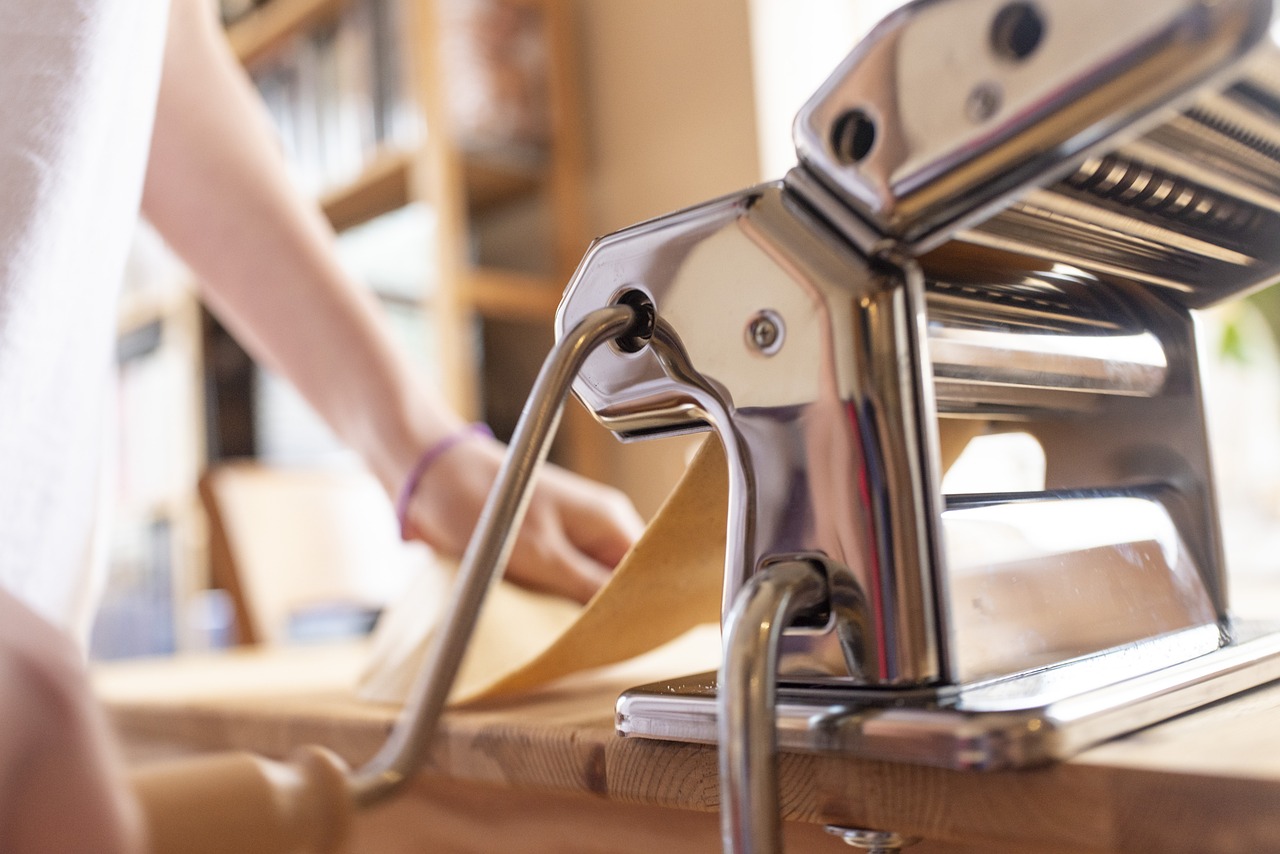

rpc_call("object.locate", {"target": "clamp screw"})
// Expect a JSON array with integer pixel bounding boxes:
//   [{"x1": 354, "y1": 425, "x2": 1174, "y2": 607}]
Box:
[
  {"x1": 824, "y1": 826, "x2": 921, "y2": 852},
  {"x1": 966, "y1": 81, "x2": 1002, "y2": 122},
  {"x1": 746, "y1": 310, "x2": 784, "y2": 356}
]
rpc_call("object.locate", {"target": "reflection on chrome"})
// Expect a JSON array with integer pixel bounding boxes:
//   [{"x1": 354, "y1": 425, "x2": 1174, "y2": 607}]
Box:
[
  {"x1": 943, "y1": 491, "x2": 1217, "y2": 684},
  {"x1": 928, "y1": 324, "x2": 1168, "y2": 396}
]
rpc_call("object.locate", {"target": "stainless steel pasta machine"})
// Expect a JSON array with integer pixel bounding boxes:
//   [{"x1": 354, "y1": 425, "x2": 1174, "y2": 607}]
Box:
[{"x1": 548, "y1": 0, "x2": 1280, "y2": 850}]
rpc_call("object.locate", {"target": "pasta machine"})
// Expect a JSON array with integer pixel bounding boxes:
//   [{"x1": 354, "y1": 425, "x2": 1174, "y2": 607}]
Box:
[{"x1": 547, "y1": 0, "x2": 1280, "y2": 850}]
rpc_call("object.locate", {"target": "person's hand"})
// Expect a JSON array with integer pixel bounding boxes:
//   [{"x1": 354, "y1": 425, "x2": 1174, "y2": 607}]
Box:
[
  {"x1": 0, "y1": 592, "x2": 144, "y2": 853},
  {"x1": 402, "y1": 433, "x2": 645, "y2": 604}
]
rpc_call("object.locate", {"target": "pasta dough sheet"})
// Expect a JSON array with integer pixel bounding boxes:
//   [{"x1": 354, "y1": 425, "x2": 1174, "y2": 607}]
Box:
[
  {"x1": 358, "y1": 420, "x2": 983, "y2": 706},
  {"x1": 359, "y1": 439, "x2": 728, "y2": 705}
]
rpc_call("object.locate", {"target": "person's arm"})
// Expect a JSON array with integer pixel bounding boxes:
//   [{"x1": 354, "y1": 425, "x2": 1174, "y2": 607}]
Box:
[
  {"x1": 142, "y1": 0, "x2": 642, "y2": 603},
  {"x1": 0, "y1": 592, "x2": 144, "y2": 853}
]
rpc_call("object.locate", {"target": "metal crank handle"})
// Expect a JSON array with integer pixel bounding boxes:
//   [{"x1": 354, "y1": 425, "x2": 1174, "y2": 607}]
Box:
[
  {"x1": 348, "y1": 302, "x2": 638, "y2": 806},
  {"x1": 719, "y1": 560, "x2": 828, "y2": 854},
  {"x1": 127, "y1": 304, "x2": 639, "y2": 854}
]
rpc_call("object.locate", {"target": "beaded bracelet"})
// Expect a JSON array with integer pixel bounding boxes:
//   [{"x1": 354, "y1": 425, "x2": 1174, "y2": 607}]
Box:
[{"x1": 395, "y1": 422, "x2": 494, "y2": 540}]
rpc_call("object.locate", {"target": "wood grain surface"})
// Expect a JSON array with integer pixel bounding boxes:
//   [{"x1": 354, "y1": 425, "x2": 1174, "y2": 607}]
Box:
[{"x1": 95, "y1": 623, "x2": 1280, "y2": 854}]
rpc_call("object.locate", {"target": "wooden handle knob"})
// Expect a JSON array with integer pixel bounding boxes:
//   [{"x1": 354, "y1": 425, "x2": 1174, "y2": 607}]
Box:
[{"x1": 130, "y1": 746, "x2": 352, "y2": 854}]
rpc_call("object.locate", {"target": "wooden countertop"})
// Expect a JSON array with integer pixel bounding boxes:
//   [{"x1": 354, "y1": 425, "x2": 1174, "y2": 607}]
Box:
[{"x1": 94, "y1": 609, "x2": 1280, "y2": 854}]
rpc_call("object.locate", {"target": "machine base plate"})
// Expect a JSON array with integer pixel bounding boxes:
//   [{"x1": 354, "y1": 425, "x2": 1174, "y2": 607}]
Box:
[{"x1": 615, "y1": 620, "x2": 1280, "y2": 769}]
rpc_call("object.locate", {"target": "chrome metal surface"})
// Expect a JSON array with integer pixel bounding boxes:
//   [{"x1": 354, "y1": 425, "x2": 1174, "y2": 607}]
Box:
[
  {"x1": 557, "y1": 185, "x2": 948, "y2": 688},
  {"x1": 616, "y1": 620, "x2": 1280, "y2": 771},
  {"x1": 942, "y1": 489, "x2": 1217, "y2": 684},
  {"x1": 719, "y1": 561, "x2": 827, "y2": 854},
  {"x1": 348, "y1": 305, "x2": 635, "y2": 806},
  {"x1": 792, "y1": 0, "x2": 1277, "y2": 280},
  {"x1": 824, "y1": 827, "x2": 921, "y2": 852},
  {"x1": 924, "y1": 267, "x2": 1169, "y2": 400},
  {"x1": 556, "y1": 180, "x2": 1226, "y2": 687},
  {"x1": 722, "y1": 485, "x2": 1220, "y2": 690},
  {"x1": 959, "y1": 52, "x2": 1280, "y2": 309}
]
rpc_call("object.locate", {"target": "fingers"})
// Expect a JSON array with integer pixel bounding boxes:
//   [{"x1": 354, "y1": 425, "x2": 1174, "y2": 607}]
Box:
[
  {"x1": 537, "y1": 466, "x2": 645, "y2": 567},
  {"x1": 401, "y1": 437, "x2": 645, "y2": 605},
  {"x1": 502, "y1": 471, "x2": 644, "y2": 604},
  {"x1": 566, "y1": 491, "x2": 644, "y2": 570},
  {"x1": 527, "y1": 536, "x2": 614, "y2": 605}
]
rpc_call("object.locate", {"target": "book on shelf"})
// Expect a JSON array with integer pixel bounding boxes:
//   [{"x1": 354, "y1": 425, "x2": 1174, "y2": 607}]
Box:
[
  {"x1": 90, "y1": 518, "x2": 178, "y2": 660},
  {"x1": 369, "y1": 0, "x2": 419, "y2": 151},
  {"x1": 115, "y1": 327, "x2": 199, "y2": 514},
  {"x1": 98, "y1": 228, "x2": 204, "y2": 661},
  {"x1": 245, "y1": 0, "x2": 556, "y2": 198},
  {"x1": 249, "y1": 0, "x2": 423, "y2": 198},
  {"x1": 439, "y1": 0, "x2": 552, "y2": 154}
]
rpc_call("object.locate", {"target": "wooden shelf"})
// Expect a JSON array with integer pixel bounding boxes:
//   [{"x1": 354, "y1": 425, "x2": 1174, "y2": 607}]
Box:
[
  {"x1": 319, "y1": 148, "x2": 546, "y2": 233},
  {"x1": 117, "y1": 286, "x2": 196, "y2": 338},
  {"x1": 464, "y1": 148, "x2": 545, "y2": 211},
  {"x1": 468, "y1": 268, "x2": 563, "y2": 322},
  {"x1": 227, "y1": 0, "x2": 346, "y2": 66},
  {"x1": 320, "y1": 151, "x2": 414, "y2": 233}
]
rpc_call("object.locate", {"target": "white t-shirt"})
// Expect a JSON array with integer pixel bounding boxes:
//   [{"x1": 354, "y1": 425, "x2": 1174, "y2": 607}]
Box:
[{"x1": 0, "y1": 2, "x2": 170, "y2": 643}]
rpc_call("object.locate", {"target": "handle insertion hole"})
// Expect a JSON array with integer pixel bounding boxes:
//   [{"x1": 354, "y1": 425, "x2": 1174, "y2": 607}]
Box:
[
  {"x1": 613, "y1": 289, "x2": 655, "y2": 353},
  {"x1": 830, "y1": 109, "x2": 877, "y2": 165},
  {"x1": 991, "y1": 2, "x2": 1045, "y2": 61}
]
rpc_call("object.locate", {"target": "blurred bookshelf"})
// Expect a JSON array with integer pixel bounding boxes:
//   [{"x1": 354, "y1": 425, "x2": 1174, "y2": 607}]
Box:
[
  {"x1": 96, "y1": 0, "x2": 593, "y2": 658},
  {"x1": 96, "y1": 225, "x2": 209, "y2": 660}
]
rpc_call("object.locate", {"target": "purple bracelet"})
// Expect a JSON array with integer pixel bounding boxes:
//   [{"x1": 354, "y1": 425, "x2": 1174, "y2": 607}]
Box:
[{"x1": 396, "y1": 422, "x2": 494, "y2": 540}]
